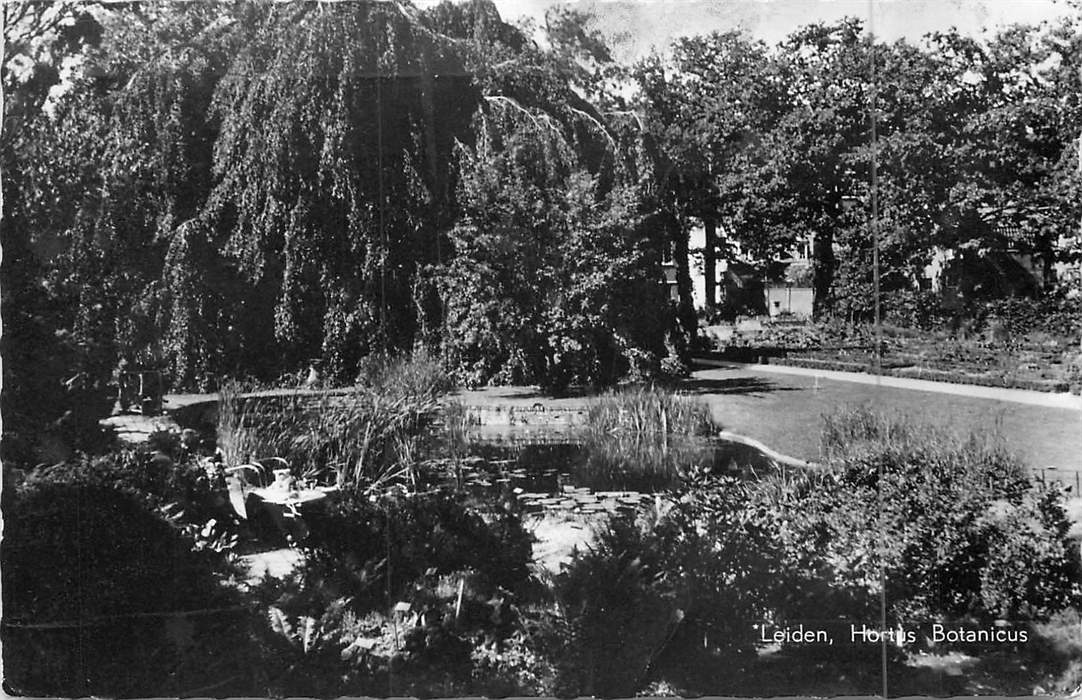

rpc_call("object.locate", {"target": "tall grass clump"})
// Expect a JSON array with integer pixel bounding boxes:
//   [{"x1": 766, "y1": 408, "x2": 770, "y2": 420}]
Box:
[
  {"x1": 577, "y1": 386, "x2": 719, "y2": 488},
  {"x1": 818, "y1": 404, "x2": 1030, "y2": 494},
  {"x1": 216, "y1": 380, "x2": 322, "y2": 470},
  {"x1": 216, "y1": 351, "x2": 452, "y2": 492},
  {"x1": 819, "y1": 403, "x2": 925, "y2": 459},
  {"x1": 216, "y1": 379, "x2": 269, "y2": 469},
  {"x1": 585, "y1": 386, "x2": 716, "y2": 438},
  {"x1": 291, "y1": 390, "x2": 440, "y2": 491},
  {"x1": 355, "y1": 346, "x2": 453, "y2": 401}
]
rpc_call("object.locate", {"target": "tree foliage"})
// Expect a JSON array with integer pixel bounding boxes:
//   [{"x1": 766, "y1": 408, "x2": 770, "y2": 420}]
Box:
[
  {"x1": 439, "y1": 48, "x2": 668, "y2": 390},
  {"x1": 636, "y1": 15, "x2": 1082, "y2": 321}
]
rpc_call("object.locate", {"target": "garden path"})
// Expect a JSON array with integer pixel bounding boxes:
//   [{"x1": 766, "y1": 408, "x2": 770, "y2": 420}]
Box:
[{"x1": 709, "y1": 359, "x2": 1082, "y2": 409}]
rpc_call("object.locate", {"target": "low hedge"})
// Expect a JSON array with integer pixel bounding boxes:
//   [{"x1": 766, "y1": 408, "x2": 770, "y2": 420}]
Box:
[{"x1": 766, "y1": 357, "x2": 1072, "y2": 393}]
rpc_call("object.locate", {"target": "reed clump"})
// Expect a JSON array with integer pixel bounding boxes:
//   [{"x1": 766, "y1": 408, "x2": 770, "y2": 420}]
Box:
[
  {"x1": 216, "y1": 352, "x2": 450, "y2": 493},
  {"x1": 354, "y1": 346, "x2": 453, "y2": 402},
  {"x1": 584, "y1": 385, "x2": 716, "y2": 437},
  {"x1": 578, "y1": 386, "x2": 720, "y2": 488}
]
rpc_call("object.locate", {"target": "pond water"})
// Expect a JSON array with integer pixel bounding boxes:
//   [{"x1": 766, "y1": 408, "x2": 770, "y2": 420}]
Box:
[{"x1": 428, "y1": 432, "x2": 779, "y2": 515}]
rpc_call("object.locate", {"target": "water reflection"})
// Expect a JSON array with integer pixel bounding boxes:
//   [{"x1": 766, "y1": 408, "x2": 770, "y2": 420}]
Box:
[{"x1": 440, "y1": 431, "x2": 775, "y2": 498}]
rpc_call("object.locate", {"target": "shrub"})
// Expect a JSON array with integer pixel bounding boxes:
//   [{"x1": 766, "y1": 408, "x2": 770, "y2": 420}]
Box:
[
  {"x1": 747, "y1": 468, "x2": 883, "y2": 638},
  {"x1": 881, "y1": 288, "x2": 952, "y2": 330},
  {"x1": 554, "y1": 474, "x2": 784, "y2": 696},
  {"x1": 979, "y1": 487, "x2": 1080, "y2": 620},
  {"x1": 554, "y1": 516, "x2": 689, "y2": 697},
  {"x1": 301, "y1": 490, "x2": 534, "y2": 613},
  {"x1": 1, "y1": 482, "x2": 251, "y2": 697},
  {"x1": 653, "y1": 473, "x2": 786, "y2": 656},
  {"x1": 981, "y1": 294, "x2": 1082, "y2": 341},
  {"x1": 20, "y1": 448, "x2": 234, "y2": 545},
  {"x1": 438, "y1": 160, "x2": 671, "y2": 394},
  {"x1": 798, "y1": 408, "x2": 1078, "y2": 627}
]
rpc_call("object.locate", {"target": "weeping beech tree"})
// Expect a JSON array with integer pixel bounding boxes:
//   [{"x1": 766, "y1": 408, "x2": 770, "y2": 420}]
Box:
[
  {"x1": 6, "y1": 0, "x2": 678, "y2": 406},
  {"x1": 198, "y1": 2, "x2": 479, "y2": 382},
  {"x1": 196, "y1": 0, "x2": 672, "y2": 390}
]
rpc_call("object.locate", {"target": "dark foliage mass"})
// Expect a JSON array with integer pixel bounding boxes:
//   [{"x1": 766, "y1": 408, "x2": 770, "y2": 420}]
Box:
[
  {"x1": 1, "y1": 0, "x2": 681, "y2": 462},
  {"x1": 1, "y1": 480, "x2": 249, "y2": 697},
  {"x1": 302, "y1": 490, "x2": 534, "y2": 612},
  {"x1": 553, "y1": 474, "x2": 784, "y2": 695}
]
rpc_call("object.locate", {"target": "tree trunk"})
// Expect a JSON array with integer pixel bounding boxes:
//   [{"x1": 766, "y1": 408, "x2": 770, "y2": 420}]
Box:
[
  {"x1": 672, "y1": 214, "x2": 698, "y2": 340},
  {"x1": 703, "y1": 217, "x2": 716, "y2": 310},
  {"x1": 812, "y1": 229, "x2": 835, "y2": 319},
  {"x1": 416, "y1": 46, "x2": 445, "y2": 346}
]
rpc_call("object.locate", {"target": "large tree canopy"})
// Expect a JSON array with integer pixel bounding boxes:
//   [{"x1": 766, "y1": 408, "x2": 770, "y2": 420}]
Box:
[
  {"x1": 634, "y1": 14, "x2": 1082, "y2": 321},
  {"x1": 2, "y1": 0, "x2": 677, "y2": 426},
  {"x1": 195, "y1": 2, "x2": 482, "y2": 382}
]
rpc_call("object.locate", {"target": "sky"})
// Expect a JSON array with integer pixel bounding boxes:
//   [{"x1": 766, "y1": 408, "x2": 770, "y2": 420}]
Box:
[{"x1": 414, "y1": 0, "x2": 1076, "y2": 61}]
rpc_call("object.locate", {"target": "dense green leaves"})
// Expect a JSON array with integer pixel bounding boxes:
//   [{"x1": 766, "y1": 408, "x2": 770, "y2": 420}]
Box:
[
  {"x1": 441, "y1": 129, "x2": 667, "y2": 390},
  {"x1": 3, "y1": 0, "x2": 676, "y2": 410},
  {"x1": 635, "y1": 15, "x2": 1082, "y2": 320}
]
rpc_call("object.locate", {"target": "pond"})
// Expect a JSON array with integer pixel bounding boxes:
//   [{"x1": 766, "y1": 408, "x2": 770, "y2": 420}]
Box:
[{"x1": 427, "y1": 431, "x2": 781, "y2": 516}]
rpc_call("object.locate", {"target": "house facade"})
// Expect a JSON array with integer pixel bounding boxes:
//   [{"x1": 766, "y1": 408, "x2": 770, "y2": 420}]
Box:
[
  {"x1": 922, "y1": 221, "x2": 1068, "y2": 306},
  {"x1": 685, "y1": 222, "x2": 816, "y2": 318},
  {"x1": 764, "y1": 283, "x2": 814, "y2": 318}
]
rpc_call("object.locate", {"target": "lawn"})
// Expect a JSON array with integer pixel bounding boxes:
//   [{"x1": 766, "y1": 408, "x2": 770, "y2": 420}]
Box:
[{"x1": 685, "y1": 364, "x2": 1082, "y2": 472}]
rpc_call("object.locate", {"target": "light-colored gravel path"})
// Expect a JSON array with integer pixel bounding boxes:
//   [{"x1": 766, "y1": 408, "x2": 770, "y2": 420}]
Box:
[{"x1": 711, "y1": 359, "x2": 1082, "y2": 410}]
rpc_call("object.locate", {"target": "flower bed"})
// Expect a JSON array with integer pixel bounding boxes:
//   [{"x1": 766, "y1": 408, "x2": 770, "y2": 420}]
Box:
[{"x1": 704, "y1": 318, "x2": 1079, "y2": 393}]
